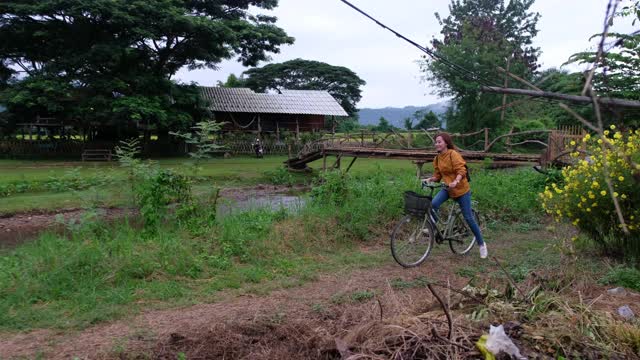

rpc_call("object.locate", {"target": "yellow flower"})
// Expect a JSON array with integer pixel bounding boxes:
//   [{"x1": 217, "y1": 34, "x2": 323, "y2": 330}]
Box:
[
  {"x1": 604, "y1": 130, "x2": 610, "y2": 136},
  {"x1": 610, "y1": 124, "x2": 616, "y2": 130},
  {"x1": 600, "y1": 190, "x2": 607, "y2": 196},
  {"x1": 570, "y1": 140, "x2": 576, "y2": 146},
  {"x1": 586, "y1": 208, "x2": 592, "y2": 212},
  {"x1": 614, "y1": 192, "x2": 619, "y2": 198},
  {"x1": 621, "y1": 194, "x2": 627, "y2": 199},
  {"x1": 618, "y1": 176, "x2": 624, "y2": 182}
]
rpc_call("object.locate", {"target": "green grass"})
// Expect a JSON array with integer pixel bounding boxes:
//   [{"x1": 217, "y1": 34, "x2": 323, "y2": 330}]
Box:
[
  {"x1": 600, "y1": 266, "x2": 640, "y2": 291},
  {"x1": 0, "y1": 156, "x2": 424, "y2": 214},
  {"x1": 0, "y1": 162, "x2": 559, "y2": 331}
]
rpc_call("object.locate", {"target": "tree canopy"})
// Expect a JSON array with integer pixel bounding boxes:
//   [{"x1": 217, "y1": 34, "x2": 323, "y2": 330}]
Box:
[
  {"x1": 0, "y1": 0, "x2": 294, "y2": 138},
  {"x1": 421, "y1": 0, "x2": 540, "y2": 133},
  {"x1": 242, "y1": 59, "x2": 366, "y2": 117}
]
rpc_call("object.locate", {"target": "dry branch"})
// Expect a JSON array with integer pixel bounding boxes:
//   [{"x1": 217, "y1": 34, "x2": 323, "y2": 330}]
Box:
[{"x1": 481, "y1": 86, "x2": 640, "y2": 109}]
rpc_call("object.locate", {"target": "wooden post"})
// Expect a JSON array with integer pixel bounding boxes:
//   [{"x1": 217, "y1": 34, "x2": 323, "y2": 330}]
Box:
[
  {"x1": 295, "y1": 118, "x2": 300, "y2": 142},
  {"x1": 361, "y1": 130, "x2": 364, "y2": 147},
  {"x1": 322, "y1": 144, "x2": 327, "y2": 172},
  {"x1": 257, "y1": 114, "x2": 262, "y2": 135},
  {"x1": 413, "y1": 161, "x2": 425, "y2": 179},
  {"x1": 506, "y1": 126, "x2": 514, "y2": 154},
  {"x1": 331, "y1": 115, "x2": 336, "y2": 135},
  {"x1": 345, "y1": 157, "x2": 358, "y2": 174},
  {"x1": 484, "y1": 128, "x2": 489, "y2": 152},
  {"x1": 500, "y1": 56, "x2": 511, "y2": 125}
]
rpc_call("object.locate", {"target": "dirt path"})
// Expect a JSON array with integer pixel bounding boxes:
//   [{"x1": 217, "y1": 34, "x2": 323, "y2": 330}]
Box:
[
  {"x1": 0, "y1": 246, "x2": 470, "y2": 359},
  {"x1": 2, "y1": 221, "x2": 638, "y2": 359}
]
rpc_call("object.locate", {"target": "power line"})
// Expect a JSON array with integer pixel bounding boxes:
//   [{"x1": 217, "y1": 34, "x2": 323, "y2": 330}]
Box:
[{"x1": 337, "y1": 0, "x2": 503, "y2": 89}]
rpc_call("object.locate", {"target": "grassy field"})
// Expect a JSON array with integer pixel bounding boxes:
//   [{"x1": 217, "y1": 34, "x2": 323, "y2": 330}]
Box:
[
  {"x1": 0, "y1": 165, "x2": 563, "y2": 331},
  {"x1": 1, "y1": 158, "x2": 639, "y2": 359},
  {"x1": 0, "y1": 155, "x2": 418, "y2": 214}
]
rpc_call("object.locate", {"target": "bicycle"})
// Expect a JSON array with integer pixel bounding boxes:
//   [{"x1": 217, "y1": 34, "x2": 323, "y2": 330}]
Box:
[{"x1": 390, "y1": 181, "x2": 483, "y2": 268}]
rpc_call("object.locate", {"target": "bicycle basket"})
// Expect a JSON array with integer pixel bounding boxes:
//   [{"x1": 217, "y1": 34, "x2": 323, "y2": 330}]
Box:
[{"x1": 403, "y1": 191, "x2": 432, "y2": 217}]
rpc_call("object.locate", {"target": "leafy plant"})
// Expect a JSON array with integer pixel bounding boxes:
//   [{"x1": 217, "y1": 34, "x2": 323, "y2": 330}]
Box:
[
  {"x1": 540, "y1": 128, "x2": 640, "y2": 260},
  {"x1": 170, "y1": 120, "x2": 225, "y2": 177}
]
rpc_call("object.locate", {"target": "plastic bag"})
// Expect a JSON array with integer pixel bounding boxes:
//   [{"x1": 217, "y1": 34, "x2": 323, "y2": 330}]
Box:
[{"x1": 476, "y1": 325, "x2": 526, "y2": 360}]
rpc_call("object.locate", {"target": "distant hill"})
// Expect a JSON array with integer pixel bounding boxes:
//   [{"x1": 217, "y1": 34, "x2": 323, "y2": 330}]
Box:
[{"x1": 358, "y1": 101, "x2": 450, "y2": 129}]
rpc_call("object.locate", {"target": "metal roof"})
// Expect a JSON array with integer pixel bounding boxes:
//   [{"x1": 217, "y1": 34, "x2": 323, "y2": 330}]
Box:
[{"x1": 200, "y1": 87, "x2": 348, "y2": 116}]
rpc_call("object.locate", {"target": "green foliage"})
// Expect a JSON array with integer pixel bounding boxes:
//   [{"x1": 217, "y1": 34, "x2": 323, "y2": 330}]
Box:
[
  {"x1": 309, "y1": 170, "x2": 410, "y2": 240},
  {"x1": 170, "y1": 120, "x2": 225, "y2": 175},
  {"x1": 600, "y1": 266, "x2": 640, "y2": 292},
  {"x1": 373, "y1": 117, "x2": 394, "y2": 132},
  {"x1": 243, "y1": 58, "x2": 366, "y2": 117},
  {"x1": 471, "y1": 167, "x2": 546, "y2": 223},
  {"x1": 263, "y1": 167, "x2": 295, "y2": 186},
  {"x1": 350, "y1": 290, "x2": 375, "y2": 302},
  {"x1": 412, "y1": 110, "x2": 441, "y2": 130},
  {"x1": 336, "y1": 117, "x2": 361, "y2": 133},
  {"x1": 540, "y1": 130, "x2": 640, "y2": 260},
  {"x1": 0, "y1": 0, "x2": 293, "y2": 135},
  {"x1": 217, "y1": 74, "x2": 247, "y2": 88},
  {"x1": 135, "y1": 168, "x2": 191, "y2": 232},
  {"x1": 0, "y1": 168, "x2": 115, "y2": 198},
  {"x1": 421, "y1": 0, "x2": 541, "y2": 132}
]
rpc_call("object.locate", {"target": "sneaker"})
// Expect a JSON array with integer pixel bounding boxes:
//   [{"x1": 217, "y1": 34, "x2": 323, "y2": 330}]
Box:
[{"x1": 479, "y1": 244, "x2": 488, "y2": 259}]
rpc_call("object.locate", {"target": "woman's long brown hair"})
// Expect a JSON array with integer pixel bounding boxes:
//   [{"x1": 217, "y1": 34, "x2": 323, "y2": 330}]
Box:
[{"x1": 435, "y1": 132, "x2": 456, "y2": 150}]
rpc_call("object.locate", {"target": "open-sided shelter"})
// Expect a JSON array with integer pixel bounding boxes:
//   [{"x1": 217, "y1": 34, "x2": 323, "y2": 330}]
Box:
[{"x1": 200, "y1": 87, "x2": 348, "y2": 135}]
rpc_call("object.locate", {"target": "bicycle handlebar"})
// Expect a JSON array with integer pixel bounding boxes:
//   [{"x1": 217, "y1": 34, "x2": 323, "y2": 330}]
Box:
[{"x1": 421, "y1": 180, "x2": 448, "y2": 189}]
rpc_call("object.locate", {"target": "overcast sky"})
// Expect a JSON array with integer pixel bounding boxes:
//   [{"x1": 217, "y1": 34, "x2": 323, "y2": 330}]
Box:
[{"x1": 175, "y1": 0, "x2": 637, "y2": 109}]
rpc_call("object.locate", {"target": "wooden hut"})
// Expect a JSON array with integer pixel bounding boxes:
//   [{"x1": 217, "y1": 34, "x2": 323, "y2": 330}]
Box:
[{"x1": 199, "y1": 87, "x2": 348, "y2": 136}]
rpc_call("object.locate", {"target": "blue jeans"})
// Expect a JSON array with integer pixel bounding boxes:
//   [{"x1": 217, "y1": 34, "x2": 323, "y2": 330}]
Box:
[{"x1": 431, "y1": 189, "x2": 484, "y2": 246}]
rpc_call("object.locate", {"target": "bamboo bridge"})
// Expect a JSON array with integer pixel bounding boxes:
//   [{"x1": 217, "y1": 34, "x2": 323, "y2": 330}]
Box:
[{"x1": 285, "y1": 127, "x2": 584, "y2": 174}]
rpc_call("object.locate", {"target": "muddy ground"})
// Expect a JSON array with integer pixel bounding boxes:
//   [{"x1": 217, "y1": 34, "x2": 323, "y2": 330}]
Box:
[{"x1": 0, "y1": 184, "x2": 308, "y2": 248}]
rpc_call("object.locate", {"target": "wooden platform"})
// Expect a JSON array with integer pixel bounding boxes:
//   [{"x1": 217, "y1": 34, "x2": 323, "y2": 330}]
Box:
[
  {"x1": 285, "y1": 145, "x2": 540, "y2": 170},
  {"x1": 82, "y1": 149, "x2": 113, "y2": 161}
]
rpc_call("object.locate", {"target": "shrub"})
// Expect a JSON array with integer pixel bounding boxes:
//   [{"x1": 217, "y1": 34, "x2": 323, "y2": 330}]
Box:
[
  {"x1": 540, "y1": 127, "x2": 640, "y2": 260},
  {"x1": 263, "y1": 167, "x2": 295, "y2": 186}
]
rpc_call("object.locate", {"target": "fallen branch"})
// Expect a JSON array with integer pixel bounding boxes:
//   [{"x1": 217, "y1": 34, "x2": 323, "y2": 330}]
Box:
[
  {"x1": 427, "y1": 284, "x2": 453, "y2": 340},
  {"x1": 492, "y1": 256, "x2": 528, "y2": 302}
]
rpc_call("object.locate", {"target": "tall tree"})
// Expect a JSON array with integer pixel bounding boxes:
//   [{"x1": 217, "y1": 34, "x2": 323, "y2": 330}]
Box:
[
  {"x1": 217, "y1": 74, "x2": 247, "y2": 88},
  {"x1": 374, "y1": 116, "x2": 393, "y2": 132},
  {"x1": 413, "y1": 110, "x2": 441, "y2": 130},
  {"x1": 421, "y1": 0, "x2": 540, "y2": 132},
  {"x1": 0, "y1": 0, "x2": 294, "y2": 137},
  {"x1": 243, "y1": 58, "x2": 366, "y2": 117}
]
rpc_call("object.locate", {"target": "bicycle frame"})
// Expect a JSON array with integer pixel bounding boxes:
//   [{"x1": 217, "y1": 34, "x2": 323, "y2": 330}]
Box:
[{"x1": 421, "y1": 182, "x2": 465, "y2": 242}]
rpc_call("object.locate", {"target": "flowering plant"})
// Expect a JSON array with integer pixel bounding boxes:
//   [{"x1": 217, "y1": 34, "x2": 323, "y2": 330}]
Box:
[{"x1": 540, "y1": 125, "x2": 640, "y2": 254}]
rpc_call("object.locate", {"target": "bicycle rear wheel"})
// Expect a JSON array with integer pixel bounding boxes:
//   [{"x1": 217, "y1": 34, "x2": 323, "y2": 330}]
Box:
[
  {"x1": 390, "y1": 215, "x2": 434, "y2": 267},
  {"x1": 448, "y1": 210, "x2": 480, "y2": 254}
]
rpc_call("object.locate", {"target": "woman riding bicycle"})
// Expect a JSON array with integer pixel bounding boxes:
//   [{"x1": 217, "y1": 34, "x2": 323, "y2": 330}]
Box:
[{"x1": 424, "y1": 132, "x2": 488, "y2": 259}]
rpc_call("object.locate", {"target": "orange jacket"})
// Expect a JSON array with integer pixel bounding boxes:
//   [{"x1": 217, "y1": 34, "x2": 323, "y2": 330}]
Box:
[{"x1": 432, "y1": 149, "x2": 470, "y2": 199}]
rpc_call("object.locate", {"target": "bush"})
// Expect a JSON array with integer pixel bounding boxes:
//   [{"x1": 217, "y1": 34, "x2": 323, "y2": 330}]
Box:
[
  {"x1": 471, "y1": 167, "x2": 546, "y2": 223},
  {"x1": 134, "y1": 168, "x2": 191, "y2": 231},
  {"x1": 263, "y1": 167, "x2": 295, "y2": 186},
  {"x1": 308, "y1": 170, "x2": 412, "y2": 240},
  {"x1": 540, "y1": 127, "x2": 640, "y2": 260}
]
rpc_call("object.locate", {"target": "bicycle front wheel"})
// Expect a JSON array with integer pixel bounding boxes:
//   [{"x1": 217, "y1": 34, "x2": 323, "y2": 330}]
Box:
[
  {"x1": 390, "y1": 215, "x2": 434, "y2": 267},
  {"x1": 448, "y1": 210, "x2": 480, "y2": 254}
]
